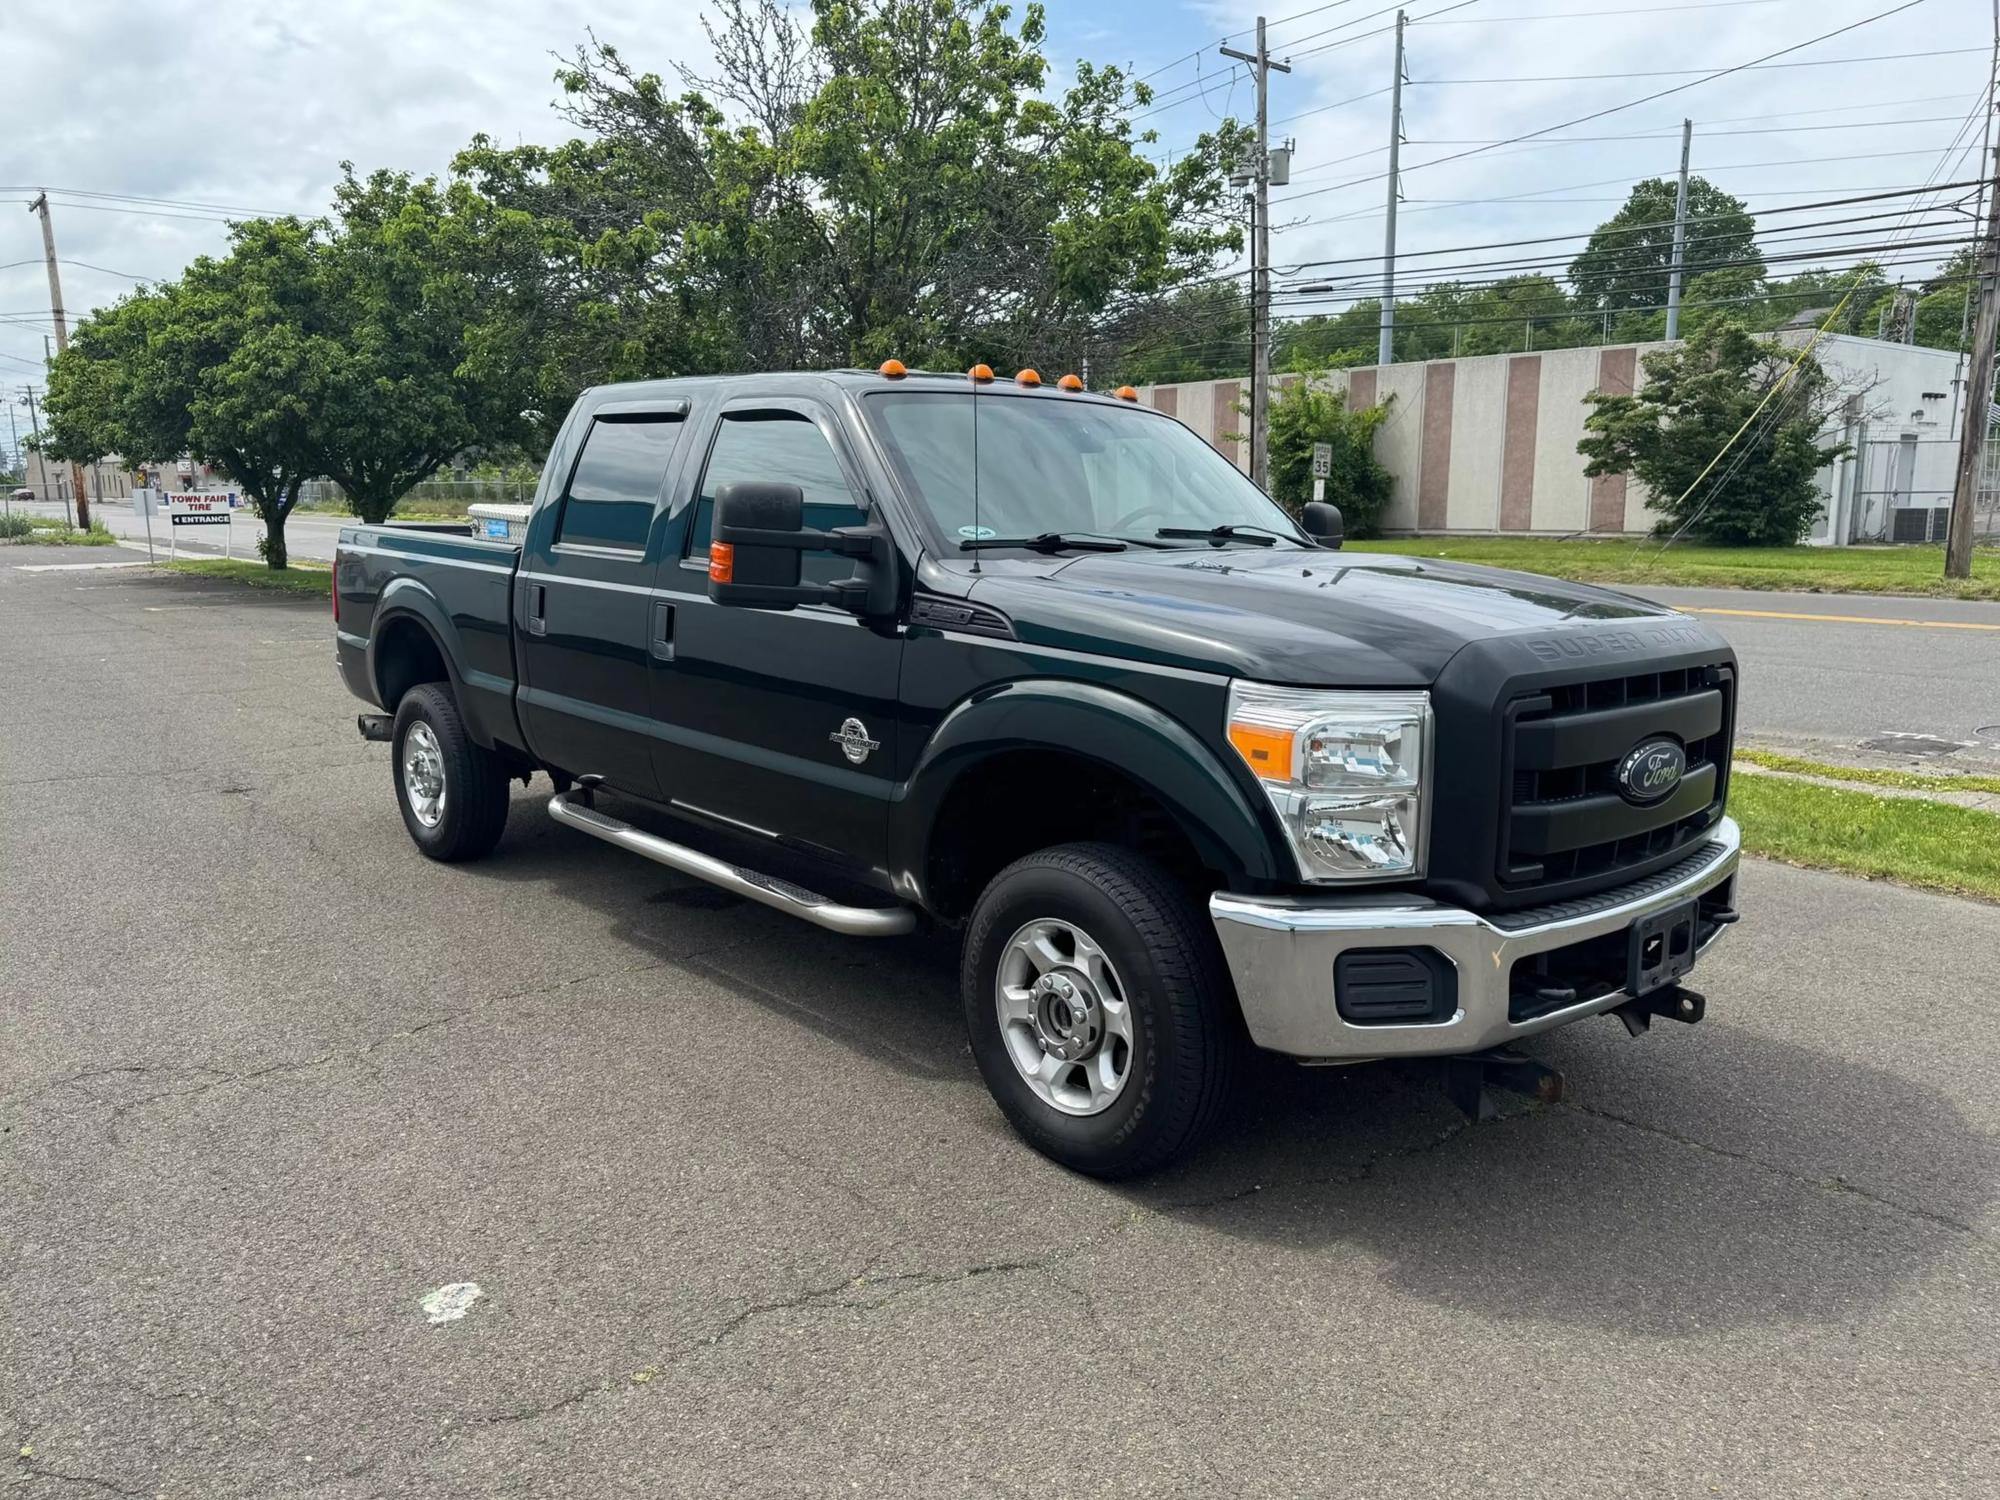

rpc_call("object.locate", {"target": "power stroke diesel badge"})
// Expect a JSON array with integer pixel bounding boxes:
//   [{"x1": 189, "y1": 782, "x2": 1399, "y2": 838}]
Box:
[
  {"x1": 830, "y1": 717, "x2": 880, "y2": 765},
  {"x1": 1615, "y1": 737, "x2": 1686, "y2": 805}
]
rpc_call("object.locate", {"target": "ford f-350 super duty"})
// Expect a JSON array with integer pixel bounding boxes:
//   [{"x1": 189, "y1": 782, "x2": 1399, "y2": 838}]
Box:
[{"x1": 334, "y1": 365, "x2": 1742, "y2": 1176}]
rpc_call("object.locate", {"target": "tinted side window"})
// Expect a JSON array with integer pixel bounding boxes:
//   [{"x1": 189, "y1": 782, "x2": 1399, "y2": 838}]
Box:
[
  {"x1": 557, "y1": 415, "x2": 684, "y2": 551},
  {"x1": 690, "y1": 411, "x2": 865, "y2": 585}
]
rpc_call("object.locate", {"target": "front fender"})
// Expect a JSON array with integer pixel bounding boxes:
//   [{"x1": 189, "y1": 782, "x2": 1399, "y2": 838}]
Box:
[{"x1": 893, "y1": 678, "x2": 1287, "y2": 901}]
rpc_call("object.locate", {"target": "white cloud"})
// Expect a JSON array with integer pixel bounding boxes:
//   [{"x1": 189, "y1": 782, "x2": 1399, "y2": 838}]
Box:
[{"x1": 0, "y1": 0, "x2": 717, "y2": 382}]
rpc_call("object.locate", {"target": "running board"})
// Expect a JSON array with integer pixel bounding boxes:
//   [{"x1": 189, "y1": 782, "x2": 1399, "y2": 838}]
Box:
[{"x1": 547, "y1": 792, "x2": 916, "y2": 937}]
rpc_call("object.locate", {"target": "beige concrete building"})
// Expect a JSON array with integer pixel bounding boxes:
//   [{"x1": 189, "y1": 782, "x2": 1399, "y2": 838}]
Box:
[{"x1": 1137, "y1": 333, "x2": 1970, "y2": 543}]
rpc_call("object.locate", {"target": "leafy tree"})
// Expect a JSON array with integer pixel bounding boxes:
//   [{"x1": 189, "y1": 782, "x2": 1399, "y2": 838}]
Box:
[
  {"x1": 1265, "y1": 376, "x2": 1395, "y2": 535},
  {"x1": 40, "y1": 289, "x2": 190, "y2": 468},
  {"x1": 1578, "y1": 318, "x2": 1846, "y2": 546},
  {"x1": 1102, "y1": 280, "x2": 1250, "y2": 386},
  {"x1": 1570, "y1": 177, "x2": 1760, "y2": 315},
  {"x1": 310, "y1": 167, "x2": 540, "y2": 522},
  {"x1": 172, "y1": 221, "x2": 331, "y2": 569},
  {"x1": 457, "y1": 0, "x2": 1245, "y2": 416}
]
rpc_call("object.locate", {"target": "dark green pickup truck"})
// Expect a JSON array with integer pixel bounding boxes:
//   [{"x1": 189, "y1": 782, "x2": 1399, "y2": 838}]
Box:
[{"x1": 334, "y1": 366, "x2": 1742, "y2": 1176}]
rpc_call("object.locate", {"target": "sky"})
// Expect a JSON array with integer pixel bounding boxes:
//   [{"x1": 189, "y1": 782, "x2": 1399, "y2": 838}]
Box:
[{"x1": 2, "y1": 0, "x2": 1993, "y2": 442}]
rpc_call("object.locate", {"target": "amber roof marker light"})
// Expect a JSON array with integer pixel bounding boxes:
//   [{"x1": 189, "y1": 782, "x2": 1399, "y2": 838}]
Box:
[
  {"x1": 1014, "y1": 368, "x2": 1042, "y2": 387},
  {"x1": 1114, "y1": 385, "x2": 1140, "y2": 402},
  {"x1": 1057, "y1": 373, "x2": 1084, "y2": 392},
  {"x1": 968, "y1": 363, "x2": 994, "y2": 383},
  {"x1": 878, "y1": 358, "x2": 908, "y2": 378}
]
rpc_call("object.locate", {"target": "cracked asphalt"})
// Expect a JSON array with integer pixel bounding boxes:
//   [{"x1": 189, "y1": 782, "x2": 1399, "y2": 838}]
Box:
[{"x1": 3, "y1": 547, "x2": 1997, "y2": 1498}]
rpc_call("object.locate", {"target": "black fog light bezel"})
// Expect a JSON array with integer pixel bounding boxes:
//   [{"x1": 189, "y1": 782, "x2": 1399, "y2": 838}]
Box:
[{"x1": 1334, "y1": 947, "x2": 1458, "y2": 1025}]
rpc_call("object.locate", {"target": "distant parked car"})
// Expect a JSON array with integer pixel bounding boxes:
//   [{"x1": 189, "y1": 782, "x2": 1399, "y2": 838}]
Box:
[{"x1": 10, "y1": 488, "x2": 33, "y2": 504}]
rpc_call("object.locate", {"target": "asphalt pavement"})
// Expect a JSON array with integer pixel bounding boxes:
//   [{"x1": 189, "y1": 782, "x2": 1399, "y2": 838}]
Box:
[
  {"x1": 45, "y1": 495, "x2": 2000, "y2": 766},
  {"x1": 1637, "y1": 586, "x2": 2000, "y2": 769},
  {"x1": 3, "y1": 547, "x2": 1997, "y2": 1497}
]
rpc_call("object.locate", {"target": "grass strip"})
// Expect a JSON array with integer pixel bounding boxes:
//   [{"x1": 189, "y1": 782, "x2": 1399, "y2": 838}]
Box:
[
  {"x1": 1731, "y1": 773, "x2": 2000, "y2": 902},
  {"x1": 1736, "y1": 749, "x2": 2000, "y2": 795},
  {"x1": 3, "y1": 517, "x2": 118, "y2": 546},
  {"x1": 1351, "y1": 538, "x2": 2000, "y2": 602},
  {"x1": 159, "y1": 559, "x2": 332, "y2": 595}
]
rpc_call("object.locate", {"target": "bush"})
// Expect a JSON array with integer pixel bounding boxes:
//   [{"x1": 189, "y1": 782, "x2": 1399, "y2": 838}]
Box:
[
  {"x1": 1265, "y1": 377, "x2": 1396, "y2": 537},
  {"x1": 0, "y1": 513, "x2": 34, "y2": 540}
]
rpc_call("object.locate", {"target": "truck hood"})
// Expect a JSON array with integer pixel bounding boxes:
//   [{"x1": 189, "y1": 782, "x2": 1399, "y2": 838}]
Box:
[{"x1": 960, "y1": 547, "x2": 1688, "y2": 685}]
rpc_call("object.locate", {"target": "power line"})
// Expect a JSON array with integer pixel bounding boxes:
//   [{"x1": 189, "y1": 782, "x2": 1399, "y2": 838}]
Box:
[
  {"x1": 1410, "y1": 44, "x2": 1985, "y2": 84},
  {"x1": 1285, "y1": 144, "x2": 1980, "y2": 222},
  {"x1": 1274, "y1": 1, "x2": 1935, "y2": 208},
  {"x1": 1278, "y1": 112, "x2": 1970, "y2": 186},
  {"x1": 1417, "y1": 0, "x2": 1790, "y2": 20},
  {"x1": 1277, "y1": 196, "x2": 1982, "y2": 279},
  {"x1": 0, "y1": 184, "x2": 294, "y2": 217}
]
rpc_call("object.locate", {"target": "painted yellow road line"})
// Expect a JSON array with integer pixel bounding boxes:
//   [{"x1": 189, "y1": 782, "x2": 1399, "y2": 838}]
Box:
[{"x1": 1684, "y1": 606, "x2": 2000, "y2": 633}]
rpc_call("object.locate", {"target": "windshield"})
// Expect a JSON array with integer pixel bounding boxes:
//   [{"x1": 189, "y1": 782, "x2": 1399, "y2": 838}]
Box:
[{"x1": 864, "y1": 391, "x2": 1309, "y2": 548}]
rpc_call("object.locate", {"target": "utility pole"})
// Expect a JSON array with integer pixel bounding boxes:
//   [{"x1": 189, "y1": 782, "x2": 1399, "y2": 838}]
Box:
[
  {"x1": 1945, "y1": 142, "x2": 2000, "y2": 579},
  {"x1": 1222, "y1": 18, "x2": 1290, "y2": 491},
  {"x1": 1378, "y1": 11, "x2": 1407, "y2": 367},
  {"x1": 1664, "y1": 119, "x2": 1693, "y2": 340},
  {"x1": 28, "y1": 191, "x2": 92, "y2": 530},
  {"x1": 4, "y1": 397, "x2": 18, "y2": 517}
]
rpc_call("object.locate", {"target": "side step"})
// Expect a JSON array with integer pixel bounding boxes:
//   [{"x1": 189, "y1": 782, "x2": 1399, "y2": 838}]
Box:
[{"x1": 547, "y1": 791, "x2": 916, "y2": 938}]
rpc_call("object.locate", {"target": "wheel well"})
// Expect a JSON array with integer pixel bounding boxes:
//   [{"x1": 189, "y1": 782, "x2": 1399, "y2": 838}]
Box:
[
  {"x1": 374, "y1": 614, "x2": 450, "y2": 709},
  {"x1": 925, "y1": 750, "x2": 1217, "y2": 923}
]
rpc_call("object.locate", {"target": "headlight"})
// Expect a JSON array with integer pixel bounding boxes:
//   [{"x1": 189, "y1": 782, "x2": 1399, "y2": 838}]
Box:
[{"x1": 1225, "y1": 683, "x2": 1432, "y2": 882}]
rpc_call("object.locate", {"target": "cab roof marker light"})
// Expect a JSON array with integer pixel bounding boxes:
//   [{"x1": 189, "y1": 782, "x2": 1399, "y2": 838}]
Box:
[
  {"x1": 968, "y1": 363, "x2": 994, "y2": 383},
  {"x1": 1114, "y1": 385, "x2": 1139, "y2": 402},
  {"x1": 879, "y1": 358, "x2": 908, "y2": 378},
  {"x1": 1015, "y1": 369, "x2": 1041, "y2": 387},
  {"x1": 1057, "y1": 374, "x2": 1084, "y2": 392}
]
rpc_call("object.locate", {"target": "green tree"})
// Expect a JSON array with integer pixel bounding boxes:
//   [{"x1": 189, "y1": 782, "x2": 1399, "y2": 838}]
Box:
[
  {"x1": 310, "y1": 167, "x2": 540, "y2": 522},
  {"x1": 1102, "y1": 280, "x2": 1250, "y2": 386},
  {"x1": 1265, "y1": 376, "x2": 1395, "y2": 535},
  {"x1": 40, "y1": 289, "x2": 190, "y2": 469},
  {"x1": 456, "y1": 0, "x2": 1244, "y2": 413},
  {"x1": 1570, "y1": 177, "x2": 1760, "y2": 315},
  {"x1": 1578, "y1": 319, "x2": 1845, "y2": 546},
  {"x1": 173, "y1": 220, "x2": 331, "y2": 569}
]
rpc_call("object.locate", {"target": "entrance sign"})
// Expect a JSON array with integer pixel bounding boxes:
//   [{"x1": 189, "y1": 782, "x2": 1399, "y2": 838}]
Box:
[{"x1": 165, "y1": 492, "x2": 239, "y2": 559}]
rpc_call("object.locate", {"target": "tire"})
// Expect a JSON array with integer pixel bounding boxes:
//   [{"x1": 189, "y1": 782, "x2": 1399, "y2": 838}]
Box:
[
  {"x1": 962, "y1": 842, "x2": 1240, "y2": 1179},
  {"x1": 390, "y1": 682, "x2": 511, "y2": 862}
]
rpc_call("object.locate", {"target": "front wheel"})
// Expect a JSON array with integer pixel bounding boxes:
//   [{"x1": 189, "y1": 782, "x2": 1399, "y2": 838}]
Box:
[
  {"x1": 962, "y1": 843, "x2": 1240, "y2": 1178},
  {"x1": 391, "y1": 683, "x2": 510, "y2": 862}
]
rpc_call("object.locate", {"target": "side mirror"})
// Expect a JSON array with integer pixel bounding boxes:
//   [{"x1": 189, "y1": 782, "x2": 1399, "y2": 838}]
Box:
[
  {"x1": 708, "y1": 480, "x2": 895, "y2": 616},
  {"x1": 710, "y1": 482, "x2": 804, "y2": 599},
  {"x1": 1301, "y1": 501, "x2": 1345, "y2": 550}
]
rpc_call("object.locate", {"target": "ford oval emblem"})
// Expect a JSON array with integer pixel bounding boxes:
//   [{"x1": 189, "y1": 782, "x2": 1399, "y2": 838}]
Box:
[{"x1": 1616, "y1": 737, "x2": 1686, "y2": 805}]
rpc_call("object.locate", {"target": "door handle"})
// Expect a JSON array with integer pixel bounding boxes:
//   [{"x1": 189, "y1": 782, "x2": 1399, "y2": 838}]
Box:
[
  {"x1": 526, "y1": 582, "x2": 547, "y2": 637},
  {"x1": 650, "y1": 600, "x2": 676, "y2": 661}
]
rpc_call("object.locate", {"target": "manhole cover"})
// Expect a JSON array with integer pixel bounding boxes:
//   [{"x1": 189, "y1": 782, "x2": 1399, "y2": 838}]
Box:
[{"x1": 1860, "y1": 732, "x2": 1974, "y2": 757}]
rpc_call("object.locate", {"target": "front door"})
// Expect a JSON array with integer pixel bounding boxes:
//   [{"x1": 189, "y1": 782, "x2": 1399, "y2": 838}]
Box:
[
  {"x1": 651, "y1": 398, "x2": 904, "y2": 880},
  {"x1": 516, "y1": 402, "x2": 689, "y2": 799}
]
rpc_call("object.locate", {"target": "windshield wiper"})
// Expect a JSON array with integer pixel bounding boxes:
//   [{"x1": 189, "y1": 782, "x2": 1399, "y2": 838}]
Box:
[
  {"x1": 1155, "y1": 524, "x2": 1301, "y2": 547},
  {"x1": 959, "y1": 531, "x2": 1128, "y2": 553}
]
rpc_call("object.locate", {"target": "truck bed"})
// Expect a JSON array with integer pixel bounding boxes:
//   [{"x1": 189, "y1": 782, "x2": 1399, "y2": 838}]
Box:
[{"x1": 334, "y1": 523, "x2": 524, "y2": 754}]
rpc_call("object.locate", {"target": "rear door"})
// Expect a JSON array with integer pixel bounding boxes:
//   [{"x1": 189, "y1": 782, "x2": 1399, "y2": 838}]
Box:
[
  {"x1": 650, "y1": 396, "x2": 904, "y2": 876},
  {"x1": 516, "y1": 400, "x2": 689, "y2": 798}
]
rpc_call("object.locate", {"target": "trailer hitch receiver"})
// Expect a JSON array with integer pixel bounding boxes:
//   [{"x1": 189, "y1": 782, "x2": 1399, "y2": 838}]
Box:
[{"x1": 1614, "y1": 984, "x2": 1706, "y2": 1038}]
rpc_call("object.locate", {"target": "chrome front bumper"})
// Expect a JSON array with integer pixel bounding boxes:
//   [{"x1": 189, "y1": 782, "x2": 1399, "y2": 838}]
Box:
[{"x1": 1210, "y1": 817, "x2": 1741, "y2": 1060}]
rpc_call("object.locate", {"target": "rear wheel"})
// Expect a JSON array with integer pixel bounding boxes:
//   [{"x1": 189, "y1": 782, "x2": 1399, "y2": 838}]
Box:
[
  {"x1": 962, "y1": 842, "x2": 1239, "y2": 1178},
  {"x1": 391, "y1": 683, "x2": 510, "y2": 862}
]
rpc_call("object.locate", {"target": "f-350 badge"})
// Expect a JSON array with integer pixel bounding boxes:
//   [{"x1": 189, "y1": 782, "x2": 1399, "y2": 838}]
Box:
[{"x1": 830, "y1": 717, "x2": 880, "y2": 765}]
